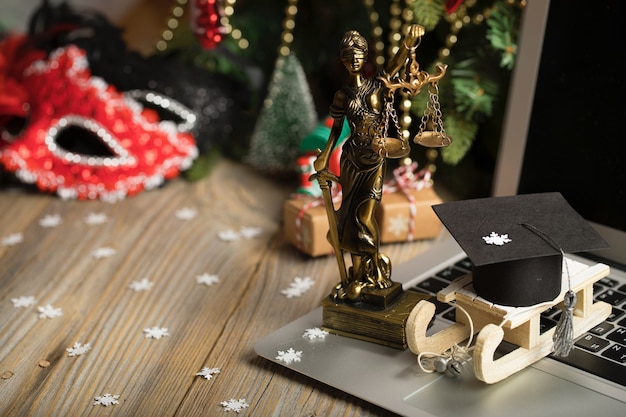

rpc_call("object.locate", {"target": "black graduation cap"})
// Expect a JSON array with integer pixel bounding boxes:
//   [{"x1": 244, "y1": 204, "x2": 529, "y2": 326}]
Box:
[{"x1": 433, "y1": 192, "x2": 608, "y2": 307}]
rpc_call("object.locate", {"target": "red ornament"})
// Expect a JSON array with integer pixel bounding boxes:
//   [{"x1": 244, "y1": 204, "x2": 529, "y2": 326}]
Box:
[
  {"x1": 0, "y1": 46, "x2": 198, "y2": 201},
  {"x1": 445, "y1": 0, "x2": 465, "y2": 14},
  {"x1": 191, "y1": 0, "x2": 225, "y2": 49}
]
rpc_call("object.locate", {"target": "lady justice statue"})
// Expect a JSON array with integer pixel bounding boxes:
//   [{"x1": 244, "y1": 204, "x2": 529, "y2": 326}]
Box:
[{"x1": 311, "y1": 24, "x2": 450, "y2": 316}]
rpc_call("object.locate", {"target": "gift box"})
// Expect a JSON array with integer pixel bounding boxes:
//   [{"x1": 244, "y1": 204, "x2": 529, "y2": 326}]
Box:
[
  {"x1": 283, "y1": 196, "x2": 335, "y2": 257},
  {"x1": 376, "y1": 186, "x2": 443, "y2": 243},
  {"x1": 284, "y1": 186, "x2": 442, "y2": 256}
]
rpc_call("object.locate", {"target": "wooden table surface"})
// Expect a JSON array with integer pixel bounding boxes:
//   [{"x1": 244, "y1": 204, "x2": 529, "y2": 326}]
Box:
[{"x1": 0, "y1": 158, "x2": 433, "y2": 417}]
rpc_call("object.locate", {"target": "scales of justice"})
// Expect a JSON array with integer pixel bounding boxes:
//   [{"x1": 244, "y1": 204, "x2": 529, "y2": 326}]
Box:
[{"x1": 310, "y1": 24, "x2": 452, "y2": 349}]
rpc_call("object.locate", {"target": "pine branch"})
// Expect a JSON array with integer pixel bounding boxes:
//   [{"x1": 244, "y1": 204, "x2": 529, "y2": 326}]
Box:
[
  {"x1": 485, "y1": 3, "x2": 520, "y2": 70},
  {"x1": 451, "y1": 59, "x2": 499, "y2": 119},
  {"x1": 412, "y1": 0, "x2": 446, "y2": 31},
  {"x1": 440, "y1": 112, "x2": 478, "y2": 165}
]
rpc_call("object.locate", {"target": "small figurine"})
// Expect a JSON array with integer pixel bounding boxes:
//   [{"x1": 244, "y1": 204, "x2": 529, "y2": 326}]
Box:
[
  {"x1": 310, "y1": 25, "x2": 450, "y2": 348},
  {"x1": 311, "y1": 25, "x2": 447, "y2": 305}
]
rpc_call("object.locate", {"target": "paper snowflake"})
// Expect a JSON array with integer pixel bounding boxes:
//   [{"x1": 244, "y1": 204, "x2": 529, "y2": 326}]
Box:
[
  {"x1": 67, "y1": 342, "x2": 92, "y2": 357},
  {"x1": 220, "y1": 398, "x2": 249, "y2": 413},
  {"x1": 11, "y1": 295, "x2": 36, "y2": 308},
  {"x1": 387, "y1": 214, "x2": 408, "y2": 237},
  {"x1": 2, "y1": 233, "x2": 23, "y2": 246},
  {"x1": 129, "y1": 278, "x2": 154, "y2": 292},
  {"x1": 91, "y1": 247, "x2": 116, "y2": 259},
  {"x1": 93, "y1": 393, "x2": 120, "y2": 406},
  {"x1": 281, "y1": 276, "x2": 315, "y2": 298},
  {"x1": 39, "y1": 214, "x2": 62, "y2": 228},
  {"x1": 218, "y1": 229, "x2": 241, "y2": 241},
  {"x1": 37, "y1": 304, "x2": 63, "y2": 319},
  {"x1": 196, "y1": 367, "x2": 221, "y2": 380},
  {"x1": 196, "y1": 273, "x2": 220, "y2": 286},
  {"x1": 482, "y1": 232, "x2": 512, "y2": 246},
  {"x1": 218, "y1": 227, "x2": 262, "y2": 241},
  {"x1": 84, "y1": 212, "x2": 108, "y2": 225},
  {"x1": 143, "y1": 326, "x2": 169, "y2": 339},
  {"x1": 175, "y1": 207, "x2": 197, "y2": 220},
  {"x1": 275, "y1": 348, "x2": 302, "y2": 364},
  {"x1": 303, "y1": 327, "x2": 329, "y2": 340},
  {"x1": 239, "y1": 226, "x2": 262, "y2": 239}
]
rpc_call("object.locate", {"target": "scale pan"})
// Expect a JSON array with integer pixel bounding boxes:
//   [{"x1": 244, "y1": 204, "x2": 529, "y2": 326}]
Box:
[
  {"x1": 372, "y1": 137, "x2": 411, "y2": 158},
  {"x1": 413, "y1": 131, "x2": 452, "y2": 148}
]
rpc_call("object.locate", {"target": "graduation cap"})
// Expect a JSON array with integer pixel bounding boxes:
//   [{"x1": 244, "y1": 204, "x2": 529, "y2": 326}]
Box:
[{"x1": 433, "y1": 192, "x2": 608, "y2": 307}]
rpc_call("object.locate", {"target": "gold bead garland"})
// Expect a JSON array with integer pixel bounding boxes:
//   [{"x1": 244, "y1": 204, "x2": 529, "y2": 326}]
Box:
[
  {"x1": 438, "y1": 0, "x2": 526, "y2": 60},
  {"x1": 363, "y1": 0, "x2": 385, "y2": 67},
  {"x1": 157, "y1": 0, "x2": 188, "y2": 52},
  {"x1": 279, "y1": 0, "x2": 299, "y2": 57},
  {"x1": 222, "y1": 0, "x2": 249, "y2": 50},
  {"x1": 388, "y1": 0, "x2": 415, "y2": 141}
]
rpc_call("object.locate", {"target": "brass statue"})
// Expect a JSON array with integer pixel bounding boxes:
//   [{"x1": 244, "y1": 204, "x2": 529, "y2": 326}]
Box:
[{"x1": 311, "y1": 25, "x2": 449, "y2": 309}]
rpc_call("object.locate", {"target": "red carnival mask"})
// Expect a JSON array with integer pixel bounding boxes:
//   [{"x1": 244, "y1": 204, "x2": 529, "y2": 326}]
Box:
[{"x1": 0, "y1": 44, "x2": 197, "y2": 201}]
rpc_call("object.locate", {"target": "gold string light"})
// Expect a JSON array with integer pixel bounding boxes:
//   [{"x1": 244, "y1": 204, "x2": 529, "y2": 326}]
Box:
[
  {"x1": 279, "y1": 0, "x2": 299, "y2": 57},
  {"x1": 157, "y1": 0, "x2": 188, "y2": 52},
  {"x1": 222, "y1": 0, "x2": 249, "y2": 50},
  {"x1": 438, "y1": 0, "x2": 526, "y2": 60},
  {"x1": 363, "y1": 0, "x2": 385, "y2": 67},
  {"x1": 386, "y1": 0, "x2": 415, "y2": 141}
]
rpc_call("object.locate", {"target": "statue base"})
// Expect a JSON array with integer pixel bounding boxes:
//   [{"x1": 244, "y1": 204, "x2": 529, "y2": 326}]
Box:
[{"x1": 321, "y1": 285, "x2": 431, "y2": 350}]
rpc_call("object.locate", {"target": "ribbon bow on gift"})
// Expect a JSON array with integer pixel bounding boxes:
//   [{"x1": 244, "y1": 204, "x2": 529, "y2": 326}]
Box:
[{"x1": 383, "y1": 161, "x2": 433, "y2": 241}]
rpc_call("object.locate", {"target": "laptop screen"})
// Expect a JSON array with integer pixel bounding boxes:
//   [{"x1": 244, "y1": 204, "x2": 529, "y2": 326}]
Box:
[{"x1": 492, "y1": 0, "x2": 626, "y2": 266}]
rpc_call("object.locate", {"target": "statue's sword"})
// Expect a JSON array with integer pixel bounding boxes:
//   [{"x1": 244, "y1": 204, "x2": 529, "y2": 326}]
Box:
[{"x1": 311, "y1": 172, "x2": 348, "y2": 287}]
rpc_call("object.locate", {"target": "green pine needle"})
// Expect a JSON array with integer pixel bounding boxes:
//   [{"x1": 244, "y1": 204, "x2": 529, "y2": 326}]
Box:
[
  {"x1": 486, "y1": 4, "x2": 520, "y2": 70},
  {"x1": 412, "y1": 0, "x2": 446, "y2": 31},
  {"x1": 440, "y1": 114, "x2": 478, "y2": 165}
]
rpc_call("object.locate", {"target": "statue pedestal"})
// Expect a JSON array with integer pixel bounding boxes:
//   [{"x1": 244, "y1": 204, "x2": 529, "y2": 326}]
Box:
[{"x1": 322, "y1": 286, "x2": 431, "y2": 350}]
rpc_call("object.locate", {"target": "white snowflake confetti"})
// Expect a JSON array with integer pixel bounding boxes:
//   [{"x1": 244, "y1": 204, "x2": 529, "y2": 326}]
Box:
[
  {"x1": 129, "y1": 278, "x2": 154, "y2": 292},
  {"x1": 39, "y1": 214, "x2": 62, "y2": 228},
  {"x1": 239, "y1": 226, "x2": 262, "y2": 239},
  {"x1": 482, "y1": 232, "x2": 512, "y2": 246},
  {"x1": 220, "y1": 398, "x2": 249, "y2": 413},
  {"x1": 2, "y1": 233, "x2": 23, "y2": 246},
  {"x1": 303, "y1": 327, "x2": 329, "y2": 340},
  {"x1": 37, "y1": 304, "x2": 63, "y2": 319},
  {"x1": 275, "y1": 348, "x2": 302, "y2": 364},
  {"x1": 218, "y1": 229, "x2": 241, "y2": 241},
  {"x1": 84, "y1": 212, "x2": 108, "y2": 225},
  {"x1": 93, "y1": 393, "x2": 120, "y2": 407},
  {"x1": 143, "y1": 326, "x2": 170, "y2": 339},
  {"x1": 196, "y1": 367, "x2": 221, "y2": 380},
  {"x1": 67, "y1": 342, "x2": 92, "y2": 357},
  {"x1": 281, "y1": 276, "x2": 315, "y2": 298},
  {"x1": 11, "y1": 295, "x2": 36, "y2": 308},
  {"x1": 91, "y1": 247, "x2": 116, "y2": 259},
  {"x1": 175, "y1": 207, "x2": 197, "y2": 220},
  {"x1": 387, "y1": 214, "x2": 409, "y2": 237},
  {"x1": 196, "y1": 273, "x2": 220, "y2": 286}
]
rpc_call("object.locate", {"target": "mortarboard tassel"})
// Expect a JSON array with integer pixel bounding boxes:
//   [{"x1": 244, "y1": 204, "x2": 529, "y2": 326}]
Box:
[
  {"x1": 519, "y1": 223, "x2": 575, "y2": 357},
  {"x1": 552, "y1": 259, "x2": 576, "y2": 357}
]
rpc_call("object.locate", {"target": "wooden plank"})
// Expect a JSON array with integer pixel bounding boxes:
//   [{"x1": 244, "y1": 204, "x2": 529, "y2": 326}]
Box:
[{"x1": 0, "y1": 158, "x2": 429, "y2": 416}]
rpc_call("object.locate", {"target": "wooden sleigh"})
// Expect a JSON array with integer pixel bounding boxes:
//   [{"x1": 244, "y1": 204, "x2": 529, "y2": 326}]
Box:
[{"x1": 405, "y1": 258, "x2": 612, "y2": 384}]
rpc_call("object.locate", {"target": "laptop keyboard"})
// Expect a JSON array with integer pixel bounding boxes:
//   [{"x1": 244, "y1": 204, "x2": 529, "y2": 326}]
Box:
[{"x1": 409, "y1": 257, "x2": 626, "y2": 387}]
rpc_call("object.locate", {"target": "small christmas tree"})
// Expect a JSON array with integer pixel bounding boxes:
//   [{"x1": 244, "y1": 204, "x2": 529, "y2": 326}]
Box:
[{"x1": 245, "y1": 53, "x2": 317, "y2": 175}]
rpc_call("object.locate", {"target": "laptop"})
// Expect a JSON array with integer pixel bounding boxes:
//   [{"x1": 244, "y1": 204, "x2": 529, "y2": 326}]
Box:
[{"x1": 255, "y1": 1, "x2": 626, "y2": 415}]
